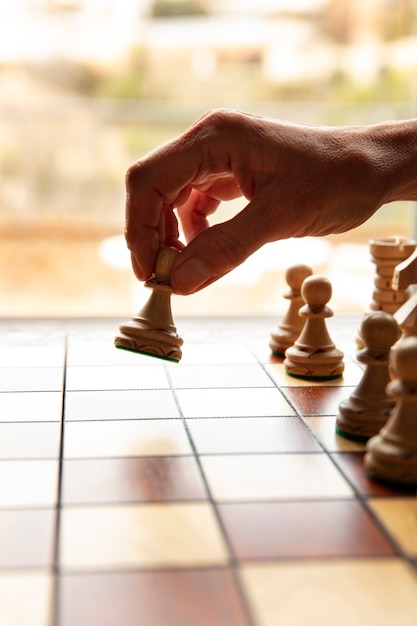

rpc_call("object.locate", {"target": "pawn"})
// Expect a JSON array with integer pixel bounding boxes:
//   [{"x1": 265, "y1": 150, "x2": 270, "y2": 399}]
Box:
[
  {"x1": 365, "y1": 335, "x2": 417, "y2": 485},
  {"x1": 336, "y1": 312, "x2": 400, "y2": 441},
  {"x1": 270, "y1": 264, "x2": 313, "y2": 357},
  {"x1": 284, "y1": 275, "x2": 344, "y2": 380},
  {"x1": 114, "y1": 247, "x2": 183, "y2": 362}
]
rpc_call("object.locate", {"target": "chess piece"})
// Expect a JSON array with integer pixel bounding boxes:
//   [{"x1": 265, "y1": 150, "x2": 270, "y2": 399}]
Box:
[
  {"x1": 357, "y1": 236, "x2": 416, "y2": 349},
  {"x1": 114, "y1": 247, "x2": 183, "y2": 362},
  {"x1": 284, "y1": 275, "x2": 344, "y2": 379},
  {"x1": 392, "y1": 248, "x2": 417, "y2": 349},
  {"x1": 364, "y1": 335, "x2": 417, "y2": 485},
  {"x1": 270, "y1": 264, "x2": 313, "y2": 357},
  {"x1": 336, "y1": 312, "x2": 400, "y2": 441},
  {"x1": 368, "y1": 236, "x2": 415, "y2": 315}
]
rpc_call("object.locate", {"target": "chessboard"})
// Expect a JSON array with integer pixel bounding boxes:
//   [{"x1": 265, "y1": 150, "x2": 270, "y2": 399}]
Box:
[{"x1": 0, "y1": 315, "x2": 416, "y2": 626}]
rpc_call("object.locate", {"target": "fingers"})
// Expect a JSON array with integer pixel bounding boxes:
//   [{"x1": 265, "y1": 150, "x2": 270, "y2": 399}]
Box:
[
  {"x1": 170, "y1": 198, "x2": 269, "y2": 294},
  {"x1": 124, "y1": 143, "x2": 200, "y2": 280}
]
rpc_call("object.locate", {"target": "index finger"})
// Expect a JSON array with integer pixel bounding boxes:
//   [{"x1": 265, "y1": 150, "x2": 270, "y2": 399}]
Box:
[{"x1": 124, "y1": 140, "x2": 199, "y2": 280}]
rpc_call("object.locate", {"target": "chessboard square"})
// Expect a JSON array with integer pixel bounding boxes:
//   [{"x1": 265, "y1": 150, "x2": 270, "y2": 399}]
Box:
[
  {"x1": 64, "y1": 419, "x2": 192, "y2": 459},
  {"x1": 330, "y1": 452, "x2": 417, "y2": 497},
  {"x1": 306, "y1": 416, "x2": 366, "y2": 452},
  {"x1": 265, "y1": 361, "x2": 363, "y2": 388},
  {"x1": 200, "y1": 454, "x2": 354, "y2": 501},
  {"x1": 0, "y1": 391, "x2": 63, "y2": 423},
  {"x1": 67, "y1": 342, "x2": 164, "y2": 366},
  {"x1": 0, "y1": 345, "x2": 65, "y2": 368},
  {"x1": 218, "y1": 500, "x2": 396, "y2": 560},
  {"x1": 0, "y1": 423, "x2": 61, "y2": 459},
  {"x1": 0, "y1": 367, "x2": 63, "y2": 392},
  {"x1": 59, "y1": 568, "x2": 252, "y2": 626},
  {"x1": 0, "y1": 509, "x2": 55, "y2": 568},
  {"x1": 368, "y1": 498, "x2": 417, "y2": 557},
  {"x1": 180, "y1": 344, "x2": 257, "y2": 365},
  {"x1": 64, "y1": 389, "x2": 179, "y2": 421},
  {"x1": 60, "y1": 503, "x2": 229, "y2": 570},
  {"x1": 0, "y1": 572, "x2": 53, "y2": 626},
  {"x1": 240, "y1": 559, "x2": 417, "y2": 626},
  {"x1": 284, "y1": 386, "x2": 354, "y2": 416},
  {"x1": 187, "y1": 417, "x2": 321, "y2": 454},
  {"x1": 62, "y1": 456, "x2": 207, "y2": 504},
  {"x1": 168, "y1": 363, "x2": 274, "y2": 389},
  {"x1": 176, "y1": 388, "x2": 295, "y2": 418},
  {"x1": 0, "y1": 460, "x2": 58, "y2": 508},
  {"x1": 65, "y1": 365, "x2": 169, "y2": 391}
]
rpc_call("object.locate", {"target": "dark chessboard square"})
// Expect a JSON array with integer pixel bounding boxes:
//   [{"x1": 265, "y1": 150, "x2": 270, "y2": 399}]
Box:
[
  {"x1": 62, "y1": 456, "x2": 207, "y2": 505},
  {"x1": 218, "y1": 500, "x2": 396, "y2": 560},
  {"x1": 284, "y1": 385, "x2": 354, "y2": 416},
  {"x1": 0, "y1": 367, "x2": 63, "y2": 392},
  {"x1": 331, "y1": 452, "x2": 417, "y2": 497},
  {"x1": 0, "y1": 391, "x2": 62, "y2": 423},
  {"x1": 59, "y1": 568, "x2": 252, "y2": 626},
  {"x1": 0, "y1": 509, "x2": 55, "y2": 568},
  {"x1": 64, "y1": 389, "x2": 180, "y2": 421},
  {"x1": 187, "y1": 416, "x2": 321, "y2": 454}
]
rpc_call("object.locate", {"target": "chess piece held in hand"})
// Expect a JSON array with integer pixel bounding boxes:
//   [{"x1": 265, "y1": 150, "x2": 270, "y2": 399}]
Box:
[
  {"x1": 284, "y1": 275, "x2": 344, "y2": 380},
  {"x1": 336, "y1": 311, "x2": 400, "y2": 441},
  {"x1": 114, "y1": 247, "x2": 183, "y2": 362},
  {"x1": 364, "y1": 335, "x2": 417, "y2": 486},
  {"x1": 270, "y1": 264, "x2": 313, "y2": 357}
]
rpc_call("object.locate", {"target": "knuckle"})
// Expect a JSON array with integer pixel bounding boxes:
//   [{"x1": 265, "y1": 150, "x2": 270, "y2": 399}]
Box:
[
  {"x1": 125, "y1": 160, "x2": 146, "y2": 189},
  {"x1": 192, "y1": 108, "x2": 238, "y2": 136}
]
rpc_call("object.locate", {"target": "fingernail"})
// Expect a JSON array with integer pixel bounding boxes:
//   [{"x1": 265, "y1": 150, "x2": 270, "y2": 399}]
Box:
[{"x1": 172, "y1": 257, "x2": 214, "y2": 293}]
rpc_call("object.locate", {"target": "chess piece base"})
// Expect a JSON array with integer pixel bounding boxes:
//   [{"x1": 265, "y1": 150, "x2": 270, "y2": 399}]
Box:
[
  {"x1": 115, "y1": 317, "x2": 183, "y2": 363},
  {"x1": 284, "y1": 347, "x2": 344, "y2": 380},
  {"x1": 335, "y1": 398, "x2": 394, "y2": 442},
  {"x1": 365, "y1": 433, "x2": 417, "y2": 486}
]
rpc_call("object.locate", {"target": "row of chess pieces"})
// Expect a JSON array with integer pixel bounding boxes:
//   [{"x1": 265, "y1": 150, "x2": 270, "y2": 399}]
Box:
[
  {"x1": 114, "y1": 239, "x2": 417, "y2": 487},
  {"x1": 270, "y1": 235, "x2": 417, "y2": 488}
]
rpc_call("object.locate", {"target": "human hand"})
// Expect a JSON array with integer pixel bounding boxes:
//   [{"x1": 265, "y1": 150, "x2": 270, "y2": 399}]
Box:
[{"x1": 125, "y1": 108, "x2": 413, "y2": 295}]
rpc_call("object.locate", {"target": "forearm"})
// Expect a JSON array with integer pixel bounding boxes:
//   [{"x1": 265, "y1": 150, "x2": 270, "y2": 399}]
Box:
[{"x1": 364, "y1": 119, "x2": 417, "y2": 204}]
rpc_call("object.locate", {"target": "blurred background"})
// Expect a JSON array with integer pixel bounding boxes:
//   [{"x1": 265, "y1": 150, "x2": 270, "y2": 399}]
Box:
[{"x1": 1, "y1": 0, "x2": 417, "y2": 317}]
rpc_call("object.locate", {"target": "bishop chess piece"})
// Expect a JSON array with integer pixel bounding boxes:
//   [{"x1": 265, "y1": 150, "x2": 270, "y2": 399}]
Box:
[
  {"x1": 114, "y1": 247, "x2": 183, "y2": 362},
  {"x1": 284, "y1": 275, "x2": 344, "y2": 380},
  {"x1": 365, "y1": 335, "x2": 417, "y2": 485},
  {"x1": 270, "y1": 264, "x2": 313, "y2": 357},
  {"x1": 336, "y1": 311, "x2": 400, "y2": 441}
]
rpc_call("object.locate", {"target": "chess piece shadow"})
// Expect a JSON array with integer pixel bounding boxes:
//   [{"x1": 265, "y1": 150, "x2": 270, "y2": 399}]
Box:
[
  {"x1": 114, "y1": 247, "x2": 183, "y2": 362},
  {"x1": 336, "y1": 311, "x2": 400, "y2": 441}
]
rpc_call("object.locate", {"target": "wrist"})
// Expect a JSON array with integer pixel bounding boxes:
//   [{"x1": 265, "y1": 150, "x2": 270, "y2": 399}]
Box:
[{"x1": 365, "y1": 119, "x2": 417, "y2": 204}]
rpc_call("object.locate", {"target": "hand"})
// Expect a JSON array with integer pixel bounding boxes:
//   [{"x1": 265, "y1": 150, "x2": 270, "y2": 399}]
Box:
[{"x1": 125, "y1": 108, "x2": 413, "y2": 295}]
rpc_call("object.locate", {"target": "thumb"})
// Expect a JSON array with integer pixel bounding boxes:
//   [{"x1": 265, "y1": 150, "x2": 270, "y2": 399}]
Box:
[{"x1": 170, "y1": 208, "x2": 267, "y2": 295}]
